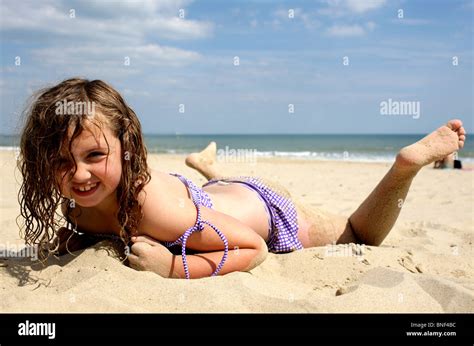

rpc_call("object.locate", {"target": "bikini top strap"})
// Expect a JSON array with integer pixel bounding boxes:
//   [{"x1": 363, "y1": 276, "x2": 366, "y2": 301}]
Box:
[
  {"x1": 167, "y1": 173, "x2": 229, "y2": 279},
  {"x1": 169, "y1": 173, "x2": 199, "y2": 205}
]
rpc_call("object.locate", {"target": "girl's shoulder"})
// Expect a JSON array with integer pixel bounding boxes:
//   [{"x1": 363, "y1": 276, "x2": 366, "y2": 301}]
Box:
[
  {"x1": 142, "y1": 169, "x2": 186, "y2": 203},
  {"x1": 138, "y1": 170, "x2": 195, "y2": 241}
]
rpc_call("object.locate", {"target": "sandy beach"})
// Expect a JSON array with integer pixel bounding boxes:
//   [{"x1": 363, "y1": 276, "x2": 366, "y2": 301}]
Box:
[{"x1": 0, "y1": 150, "x2": 473, "y2": 312}]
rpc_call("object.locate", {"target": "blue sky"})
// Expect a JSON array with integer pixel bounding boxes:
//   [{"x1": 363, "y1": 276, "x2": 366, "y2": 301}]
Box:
[{"x1": 1, "y1": 0, "x2": 472, "y2": 134}]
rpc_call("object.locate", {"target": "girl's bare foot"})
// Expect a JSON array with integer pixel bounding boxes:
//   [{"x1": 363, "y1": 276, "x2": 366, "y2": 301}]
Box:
[
  {"x1": 185, "y1": 141, "x2": 218, "y2": 180},
  {"x1": 396, "y1": 119, "x2": 466, "y2": 174}
]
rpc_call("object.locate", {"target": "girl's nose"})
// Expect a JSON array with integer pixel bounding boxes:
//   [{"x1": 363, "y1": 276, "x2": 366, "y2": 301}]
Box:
[{"x1": 71, "y1": 162, "x2": 92, "y2": 182}]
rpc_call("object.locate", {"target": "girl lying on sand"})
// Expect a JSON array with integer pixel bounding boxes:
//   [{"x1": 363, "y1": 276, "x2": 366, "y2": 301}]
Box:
[{"x1": 17, "y1": 78, "x2": 467, "y2": 279}]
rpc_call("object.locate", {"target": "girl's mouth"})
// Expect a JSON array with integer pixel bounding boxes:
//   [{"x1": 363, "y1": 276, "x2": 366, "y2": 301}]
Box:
[{"x1": 72, "y1": 182, "x2": 100, "y2": 197}]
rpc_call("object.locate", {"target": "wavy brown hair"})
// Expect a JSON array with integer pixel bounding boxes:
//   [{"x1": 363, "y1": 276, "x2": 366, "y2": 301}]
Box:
[{"x1": 17, "y1": 78, "x2": 151, "y2": 254}]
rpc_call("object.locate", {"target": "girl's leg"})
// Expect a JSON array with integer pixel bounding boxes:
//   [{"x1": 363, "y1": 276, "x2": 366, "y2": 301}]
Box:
[
  {"x1": 298, "y1": 119, "x2": 466, "y2": 246},
  {"x1": 186, "y1": 120, "x2": 466, "y2": 247}
]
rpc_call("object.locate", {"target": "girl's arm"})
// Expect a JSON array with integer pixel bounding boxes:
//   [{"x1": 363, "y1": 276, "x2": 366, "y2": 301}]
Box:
[
  {"x1": 129, "y1": 233, "x2": 268, "y2": 279},
  {"x1": 170, "y1": 236, "x2": 268, "y2": 279},
  {"x1": 135, "y1": 196, "x2": 269, "y2": 278}
]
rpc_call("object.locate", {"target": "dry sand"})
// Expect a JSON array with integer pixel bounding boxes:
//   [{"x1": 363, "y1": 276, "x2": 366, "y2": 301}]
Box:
[{"x1": 1, "y1": 150, "x2": 473, "y2": 312}]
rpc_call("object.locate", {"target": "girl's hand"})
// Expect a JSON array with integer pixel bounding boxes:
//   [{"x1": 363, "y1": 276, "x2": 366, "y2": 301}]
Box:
[{"x1": 128, "y1": 235, "x2": 175, "y2": 278}]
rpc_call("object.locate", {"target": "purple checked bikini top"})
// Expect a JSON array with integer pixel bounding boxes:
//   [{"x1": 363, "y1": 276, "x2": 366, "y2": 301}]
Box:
[{"x1": 162, "y1": 173, "x2": 229, "y2": 279}]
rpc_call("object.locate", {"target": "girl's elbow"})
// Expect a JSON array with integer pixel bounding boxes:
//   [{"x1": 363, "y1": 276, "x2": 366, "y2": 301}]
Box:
[{"x1": 243, "y1": 237, "x2": 268, "y2": 271}]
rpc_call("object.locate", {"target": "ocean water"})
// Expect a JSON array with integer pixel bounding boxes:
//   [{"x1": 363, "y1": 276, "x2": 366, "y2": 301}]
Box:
[{"x1": 1, "y1": 134, "x2": 473, "y2": 163}]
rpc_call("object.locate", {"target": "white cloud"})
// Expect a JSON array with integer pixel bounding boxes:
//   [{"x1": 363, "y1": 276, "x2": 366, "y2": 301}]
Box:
[
  {"x1": 0, "y1": 0, "x2": 213, "y2": 41},
  {"x1": 318, "y1": 0, "x2": 387, "y2": 17},
  {"x1": 344, "y1": 0, "x2": 386, "y2": 13},
  {"x1": 72, "y1": 0, "x2": 190, "y2": 18},
  {"x1": 300, "y1": 12, "x2": 321, "y2": 30},
  {"x1": 143, "y1": 17, "x2": 213, "y2": 40},
  {"x1": 122, "y1": 88, "x2": 151, "y2": 97},
  {"x1": 326, "y1": 24, "x2": 366, "y2": 37},
  {"x1": 0, "y1": 0, "x2": 209, "y2": 79},
  {"x1": 391, "y1": 18, "x2": 432, "y2": 26},
  {"x1": 366, "y1": 21, "x2": 376, "y2": 31},
  {"x1": 273, "y1": 8, "x2": 321, "y2": 30},
  {"x1": 274, "y1": 8, "x2": 293, "y2": 20},
  {"x1": 31, "y1": 44, "x2": 201, "y2": 67}
]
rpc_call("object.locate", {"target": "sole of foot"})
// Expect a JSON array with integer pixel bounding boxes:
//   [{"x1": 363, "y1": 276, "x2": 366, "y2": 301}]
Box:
[
  {"x1": 185, "y1": 141, "x2": 217, "y2": 171},
  {"x1": 396, "y1": 119, "x2": 466, "y2": 173}
]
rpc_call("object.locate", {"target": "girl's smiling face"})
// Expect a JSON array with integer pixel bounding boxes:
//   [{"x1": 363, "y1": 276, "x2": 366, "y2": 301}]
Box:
[{"x1": 57, "y1": 121, "x2": 122, "y2": 209}]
